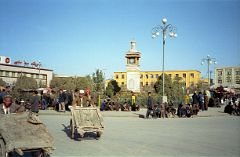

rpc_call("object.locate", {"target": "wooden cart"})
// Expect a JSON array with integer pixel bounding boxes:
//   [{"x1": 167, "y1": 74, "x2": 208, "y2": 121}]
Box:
[
  {"x1": 69, "y1": 106, "x2": 104, "y2": 139},
  {"x1": 0, "y1": 112, "x2": 54, "y2": 157}
]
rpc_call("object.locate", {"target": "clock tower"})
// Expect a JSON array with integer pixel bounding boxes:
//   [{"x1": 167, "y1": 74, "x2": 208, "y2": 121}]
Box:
[{"x1": 125, "y1": 40, "x2": 141, "y2": 92}]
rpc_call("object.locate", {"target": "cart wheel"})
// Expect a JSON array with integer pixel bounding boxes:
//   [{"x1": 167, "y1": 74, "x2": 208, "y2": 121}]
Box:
[
  {"x1": 70, "y1": 119, "x2": 74, "y2": 139},
  {"x1": 96, "y1": 132, "x2": 102, "y2": 138},
  {"x1": 0, "y1": 139, "x2": 7, "y2": 157},
  {"x1": 32, "y1": 150, "x2": 46, "y2": 157}
]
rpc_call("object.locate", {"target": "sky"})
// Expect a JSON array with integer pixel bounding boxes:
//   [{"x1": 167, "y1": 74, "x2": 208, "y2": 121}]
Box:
[{"x1": 0, "y1": 0, "x2": 240, "y2": 79}]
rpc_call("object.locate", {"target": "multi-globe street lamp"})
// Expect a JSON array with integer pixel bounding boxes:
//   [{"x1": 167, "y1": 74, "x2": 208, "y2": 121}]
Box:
[
  {"x1": 152, "y1": 18, "x2": 177, "y2": 103},
  {"x1": 201, "y1": 55, "x2": 217, "y2": 85}
]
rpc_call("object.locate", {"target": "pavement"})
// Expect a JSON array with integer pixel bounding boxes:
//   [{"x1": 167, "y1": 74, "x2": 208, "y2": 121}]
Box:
[{"x1": 39, "y1": 105, "x2": 230, "y2": 118}]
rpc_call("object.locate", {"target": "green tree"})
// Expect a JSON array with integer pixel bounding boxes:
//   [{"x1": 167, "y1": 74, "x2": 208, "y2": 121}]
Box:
[
  {"x1": 105, "y1": 80, "x2": 121, "y2": 97},
  {"x1": 196, "y1": 80, "x2": 209, "y2": 92},
  {"x1": 92, "y1": 69, "x2": 104, "y2": 92},
  {"x1": 50, "y1": 75, "x2": 94, "y2": 91},
  {"x1": 0, "y1": 78, "x2": 6, "y2": 87},
  {"x1": 50, "y1": 77, "x2": 75, "y2": 90},
  {"x1": 154, "y1": 74, "x2": 185, "y2": 102},
  {"x1": 11, "y1": 76, "x2": 38, "y2": 100},
  {"x1": 187, "y1": 80, "x2": 209, "y2": 94}
]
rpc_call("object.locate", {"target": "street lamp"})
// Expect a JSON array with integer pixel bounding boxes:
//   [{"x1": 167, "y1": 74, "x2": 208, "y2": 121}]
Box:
[
  {"x1": 152, "y1": 18, "x2": 177, "y2": 103},
  {"x1": 201, "y1": 55, "x2": 217, "y2": 85}
]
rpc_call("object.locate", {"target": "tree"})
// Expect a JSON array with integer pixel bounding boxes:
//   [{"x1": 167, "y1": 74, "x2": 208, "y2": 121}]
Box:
[
  {"x1": 11, "y1": 76, "x2": 38, "y2": 100},
  {"x1": 105, "y1": 80, "x2": 121, "y2": 97},
  {"x1": 50, "y1": 75, "x2": 94, "y2": 91},
  {"x1": 92, "y1": 69, "x2": 104, "y2": 92},
  {"x1": 0, "y1": 78, "x2": 6, "y2": 87},
  {"x1": 50, "y1": 77, "x2": 75, "y2": 90},
  {"x1": 154, "y1": 74, "x2": 185, "y2": 102},
  {"x1": 187, "y1": 80, "x2": 209, "y2": 94}
]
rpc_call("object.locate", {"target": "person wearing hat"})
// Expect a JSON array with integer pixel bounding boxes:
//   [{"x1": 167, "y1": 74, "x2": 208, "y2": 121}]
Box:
[{"x1": 0, "y1": 95, "x2": 18, "y2": 114}]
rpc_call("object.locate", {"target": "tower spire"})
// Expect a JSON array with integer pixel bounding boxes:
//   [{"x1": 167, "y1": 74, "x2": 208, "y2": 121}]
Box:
[{"x1": 130, "y1": 40, "x2": 136, "y2": 52}]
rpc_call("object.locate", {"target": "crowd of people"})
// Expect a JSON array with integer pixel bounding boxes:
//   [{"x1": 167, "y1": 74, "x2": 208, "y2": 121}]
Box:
[
  {"x1": 224, "y1": 94, "x2": 240, "y2": 115},
  {"x1": 1, "y1": 85, "x2": 239, "y2": 117},
  {"x1": 145, "y1": 91, "x2": 204, "y2": 119},
  {"x1": 100, "y1": 99, "x2": 140, "y2": 112}
]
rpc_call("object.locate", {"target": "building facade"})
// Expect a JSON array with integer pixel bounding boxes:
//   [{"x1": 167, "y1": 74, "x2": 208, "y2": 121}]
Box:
[
  {"x1": 215, "y1": 66, "x2": 240, "y2": 87},
  {"x1": 114, "y1": 70, "x2": 201, "y2": 89},
  {"x1": 0, "y1": 63, "x2": 53, "y2": 87},
  {"x1": 113, "y1": 41, "x2": 201, "y2": 92}
]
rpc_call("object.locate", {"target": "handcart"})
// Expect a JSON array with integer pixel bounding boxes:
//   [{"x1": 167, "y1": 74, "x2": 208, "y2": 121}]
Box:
[
  {"x1": 0, "y1": 112, "x2": 54, "y2": 157},
  {"x1": 69, "y1": 106, "x2": 104, "y2": 139}
]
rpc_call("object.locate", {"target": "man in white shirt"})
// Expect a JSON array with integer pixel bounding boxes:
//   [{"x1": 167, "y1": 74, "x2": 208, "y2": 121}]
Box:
[{"x1": 0, "y1": 95, "x2": 18, "y2": 114}]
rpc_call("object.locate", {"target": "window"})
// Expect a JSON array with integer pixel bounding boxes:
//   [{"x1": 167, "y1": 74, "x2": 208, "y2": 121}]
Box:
[
  {"x1": 235, "y1": 71, "x2": 240, "y2": 75},
  {"x1": 18, "y1": 72, "x2": 21, "y2": 77},
  {"x1": 146, "y1": 82, "x2": 148, "y2": 86},
  {"x1": 168, "y1": 74, "x2": 172, "y2": 78},
  {"x1": 121, "y1": 82, "x2": 124, "y2": 85},
  {"x1": 218, "y1": 71, "x2": 223, "y2": 76},
  {"x1": 122, "y1": 74, "x2": 124, "y2": 79},
  {"x1": 140, "y1": 74, "x2": 143, "y2": 78},
  {"x1": 36, "y1": 74, "x2": 39, "y2": 79},
  {"x1": 226, "y1": 78, "x2": 231, "y2": 83},
  {"x1": 227, "y1": 71, "x2": 232, "y2": 75},
  {"x1": 236, "y1": 77, "x2": 240, "y2": 84},
  {"x1": 156, "y1": 74, "x2": 159, "y2": 78},
  {"x1": 183, "y1": 73, "x2": 186, "y2": 78},
  {"x1": 5, "y1": 71, "x2": 9, "y2": 77},
  {"x1": 31, "y1": 74, "x2": 34, "y2": 78},
  {"x1": 116, "y1": 75, "x2": 119, "y2": 79},
  {"x1": 150, "y1": 74, "x2": 154, "y2": 78},
  {"x1": 218, "y1": 80, "x2": 222, "y2": 84},
  {"x1": 12, "y1": 72, "x2": 16, "y2": 77},
  {"x1": 0, "y1": 71, "x2": 3, "y2": 76},
  {"x1": 190, "y1": 73, "x2": 194, "y2": 78},
  {"x1": 43, "y1": 75, "x2": 47, "y2": 79},
  {"x1": 175, "y1": 74, "x2": 179, "y2": 77},
  {"x1": 146, "y1": 74, "x2": 148, "y2": 79},
  {"x1": 140, "y1": 82, "x2": 143, "y2": 86}
]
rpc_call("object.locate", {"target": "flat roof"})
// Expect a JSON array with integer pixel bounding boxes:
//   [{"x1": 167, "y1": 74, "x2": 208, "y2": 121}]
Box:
[
  {"x1": 0, "y1": 63, "x2": 53, "y2": 71},
  {"x1": 114, "y1": 70, "x2": 201, "y2": 73},
  {"x1": 215, "y1": 66, "x2": 240, "y2": 70}
]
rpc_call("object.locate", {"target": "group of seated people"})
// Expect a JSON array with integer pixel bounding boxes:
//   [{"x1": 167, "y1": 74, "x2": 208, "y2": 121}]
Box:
[
  {"x1": 100, "y1": 100, "x2": 140, "y2": 112},
  {"x1": 177, "y1": 103, "x2": 199, "y2": 118},
  {"x1": 148, "y1": 102, "x2": 200, "y2": 119},
  {"x1": 224, "y1": 101, "x2": 240, "y2": 115}
]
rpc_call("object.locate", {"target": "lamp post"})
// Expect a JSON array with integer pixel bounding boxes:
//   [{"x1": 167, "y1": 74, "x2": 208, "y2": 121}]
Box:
[
  {"x1": 152, "y1": 18, "x2": 177, "y2": 103},
  {"x1": 37, "y1": 61, "x2": 41, "y2": 87},
  {"x1": 201, "y1": 55, "x2": 217, "y2": 85}
]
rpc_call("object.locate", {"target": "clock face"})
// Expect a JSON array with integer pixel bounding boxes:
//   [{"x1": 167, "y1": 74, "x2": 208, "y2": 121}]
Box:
[{"x1": 129, "y1": 58, "x2": 135, "y2": 64}]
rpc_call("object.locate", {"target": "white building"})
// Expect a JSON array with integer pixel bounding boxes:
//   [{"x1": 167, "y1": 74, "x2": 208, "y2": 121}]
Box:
[
  {"x1": 125, "y1": 40, "x2": 141, "y2": 92},
  {"x1": 0, "y1": 63, "x2": 53, "y2": 87},
  {"x1": 215, "y1": 66, "x2": 240, "y2": 88}
]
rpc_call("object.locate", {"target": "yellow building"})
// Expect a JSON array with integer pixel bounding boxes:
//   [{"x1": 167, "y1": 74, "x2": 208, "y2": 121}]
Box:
[
  {"x1": 111, "y1": 40, "x2": 201, "y2": 92},
  {"x1": 114, "y1": 70, "x2": 201, "y2": 89}
]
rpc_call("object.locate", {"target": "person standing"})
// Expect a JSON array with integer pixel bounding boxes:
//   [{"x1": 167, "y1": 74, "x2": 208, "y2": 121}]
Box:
[
  {"x1": 204, "y1": 91, "x2": 209, "y2": 110},
  {"x1": 198, "y1": 92, "x2": 204, "y2": 111},
  {"x1": 146, "y1": 92, "x2": 153, "y2": 118},
  {"x1": 30, "y1": 91, "x2": 40, "y2": 113},
  {"x1": 192, "y1": 92, "x2": 199, "y2": 106},
  {"x1": 72, "y1": 89, "x2": 80, "y2": 107},
  {"x1": 58, "y1": 89, "x2": 66, "y2": 112}
]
